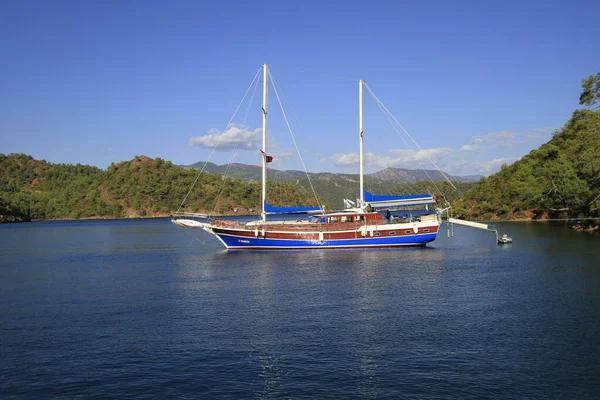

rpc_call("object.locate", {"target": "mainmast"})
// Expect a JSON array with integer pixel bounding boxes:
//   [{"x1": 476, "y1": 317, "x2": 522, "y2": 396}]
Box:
[
  {"x1": 261, "y1": 64, "x2": 268, "y2": 222},
  {"x1": 359, "y1": 79, "x2": 364, "y2": 204}
]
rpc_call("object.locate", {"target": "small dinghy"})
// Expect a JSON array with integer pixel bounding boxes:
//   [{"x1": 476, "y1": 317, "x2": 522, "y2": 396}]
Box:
[{"x1": 498, "y1": 234, "x2": 513, "y2": 244}]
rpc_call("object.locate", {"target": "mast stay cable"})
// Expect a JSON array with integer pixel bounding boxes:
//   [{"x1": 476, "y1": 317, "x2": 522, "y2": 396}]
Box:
[
  {"x1": 363, "y1": 82, "x2": 458, "y2": 205},
  {"x1": 269, "y1": 70, "x2": 323, "y2": 212},
  {"x1": 176, "y1": 67, "x2": 262, "y2": 214}
]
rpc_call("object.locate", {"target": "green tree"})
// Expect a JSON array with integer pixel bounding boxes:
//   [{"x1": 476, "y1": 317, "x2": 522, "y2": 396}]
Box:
[{"x1": 579, "y1": 72, "x2": 600, "y2": 109}]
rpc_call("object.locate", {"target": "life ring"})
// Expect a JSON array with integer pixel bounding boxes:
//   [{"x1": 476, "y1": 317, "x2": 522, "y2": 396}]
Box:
[{"x1": 359, "y1": 226, "x2": 367, "y2": 237}]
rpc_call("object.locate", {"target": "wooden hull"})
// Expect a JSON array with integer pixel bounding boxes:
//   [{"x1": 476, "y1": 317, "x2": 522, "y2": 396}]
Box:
[{"x1": 210, "y1": 223, "x2": 439, "y2": 250}]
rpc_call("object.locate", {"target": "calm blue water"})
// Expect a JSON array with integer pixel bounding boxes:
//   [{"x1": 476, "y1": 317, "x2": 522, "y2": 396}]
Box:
[{"x1": 1, "y1": 219, "x2": 599, "y2": 399}]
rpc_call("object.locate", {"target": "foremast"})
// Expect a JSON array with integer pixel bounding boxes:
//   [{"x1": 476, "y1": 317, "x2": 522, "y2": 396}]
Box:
[{"x1": 261, "y1": 64, "x2": 268, "y2": 223}]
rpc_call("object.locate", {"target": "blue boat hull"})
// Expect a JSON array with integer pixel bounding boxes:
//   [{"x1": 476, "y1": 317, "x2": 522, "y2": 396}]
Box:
[{"x1": 215, "y1": 232, "x2": 438, "y2": 250}]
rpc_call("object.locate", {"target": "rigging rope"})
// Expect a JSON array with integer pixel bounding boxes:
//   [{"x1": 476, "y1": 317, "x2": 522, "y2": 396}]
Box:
[
  {"x1": 363, "y1": 82, "x2": 458, "y2": 198},
  {"x1": 211, "y1": 73, "x2": 261, "y2": 215},
  {"x1": 176, "y1": 67, "x2": 262, "y2": 214},
  {"x1": 367, "y1": 98, "x2": 421, "y2": 196},
  {"x1": 269, "y1": 70, "x2": 323, "y2": 211},
  {"x1": 369, "y1": 96, "x2": 444, "y2": 200}
]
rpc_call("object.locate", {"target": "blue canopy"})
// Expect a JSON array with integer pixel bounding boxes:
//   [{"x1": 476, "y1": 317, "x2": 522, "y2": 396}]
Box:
[
  {"x1": 363, "y1": 191, "x2": 436, "y2": 208},
  {"x1": 363, "y1": 191, "x2": 433, "y2": 202},
  {"x1": 264, "y1": 201, "x2": 322, "y2": 214}
]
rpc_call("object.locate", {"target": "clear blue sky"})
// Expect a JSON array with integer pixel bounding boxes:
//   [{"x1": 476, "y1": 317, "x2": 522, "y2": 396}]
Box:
[{"x1": 1, "y1": 0, "x2": 599, "y2": 176}]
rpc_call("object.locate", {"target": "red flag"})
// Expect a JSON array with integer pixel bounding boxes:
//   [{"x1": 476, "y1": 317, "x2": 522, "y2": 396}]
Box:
[{"x1": 260, "y1": 150, "x2": 273, "y2": 163}]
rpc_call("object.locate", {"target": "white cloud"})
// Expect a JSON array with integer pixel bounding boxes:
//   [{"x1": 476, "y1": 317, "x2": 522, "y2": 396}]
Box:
[
  {"x1": 326, "y1": 126, "x2": 556, "y2": 176},
  {"x1": 468, "y1": 131, "x2": 521, "y2": 149},
  {"x1": 460, "y1": 144, "x2": 479, "y2": 151},
  {"x1": 189, "y1": 124, "x2": 262, "y2": 150},
  {"x1": 330, "y1": 147, "x2": 453, "y2": 169},
  {"x1": 470, "y1": 157, "x2": 519, "y2": 175},
  {"x1": 489, "y1": 131, "x2": 520, "y2": 140},
  {"x1": 436, "y1": 157, "x2": 519, "y2": 176},
  {"x1": 192, "y1": 125, "x2": 553, "y2": 177},
  {"x1": 463, "y1": 128, "x2": 555, "y2": 151},
  {"x1": 331, "y1": 152, "x2": 359, "y2": 166},
  {"x1": 525, "y1": 127, "x2": 556, "y2": 140},
  {"x1": 533, "y1": 126, "x2": 557, "y2": 134},
  {"x1": 389, "y1": 147, "x2": 454, "y2": 163}
]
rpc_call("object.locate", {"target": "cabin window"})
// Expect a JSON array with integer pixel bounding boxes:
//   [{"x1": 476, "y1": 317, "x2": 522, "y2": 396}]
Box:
[
  {"x1": 329, "y1": 216, "x2": 339, "y2": 223},
  {"x1": 356, "y1": 216, "x2": 365, "y2": 222},
  {"x1": 341, "y1": 216, "x2": 351, "y2": 223},
  {"x1": 405, "y1": 230, "x2": 412, "y2": 234},
  {"x1": 423, "y1": 228, "x2": 430, "y2": 232},
  {"x1": 373, "y1": 232, "x2": 380, "y2": 237},
  {"x1": 389, "y1": 231, "x2": 396, "y2": 236}
]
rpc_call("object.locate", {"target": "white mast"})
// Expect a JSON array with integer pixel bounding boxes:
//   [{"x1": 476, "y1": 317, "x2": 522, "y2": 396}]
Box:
[
  {"x1": 261, "y1": 64, "x2": 268, "y2": 222},
  {"x1": 359, "y1": 79, "x2": 364, "y2": 204}
]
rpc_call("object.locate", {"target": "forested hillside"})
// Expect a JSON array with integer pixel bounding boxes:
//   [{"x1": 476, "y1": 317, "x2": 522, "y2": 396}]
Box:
[
  {"x1": 0, "y1": 153, "x2": 467, "y2": 222},
  {"x1": 452, "y1": 109, "x2": 600, "y2": 220},
  {"x1": 0, "y1": 154, "x2": 316, "y2": 221},
  {"x1": 452, "y1": 73, "x2": 600, "y2": 221}
]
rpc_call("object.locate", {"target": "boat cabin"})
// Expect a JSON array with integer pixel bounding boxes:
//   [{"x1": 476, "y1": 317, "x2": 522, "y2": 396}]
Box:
[{"x1": 308, "y1": 212, "x2": 382, "y2": 224}]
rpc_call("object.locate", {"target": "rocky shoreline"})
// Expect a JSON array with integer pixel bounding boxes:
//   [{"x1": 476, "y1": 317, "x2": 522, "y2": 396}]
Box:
[
  {"x1": 571, "y1": 222, "x2": 600, "y2": 234},
  {"x1": 0, "y1": 210, "x2": 31, "y2": 223}
]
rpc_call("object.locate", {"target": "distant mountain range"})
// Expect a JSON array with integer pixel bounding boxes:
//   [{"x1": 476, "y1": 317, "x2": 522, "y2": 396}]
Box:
[
  {"x1": 183, "y1": 161, "x2": 481, "y2": 184},
  {"x1": 181, "y1": 161, "x2": 481, "y2": 208}
]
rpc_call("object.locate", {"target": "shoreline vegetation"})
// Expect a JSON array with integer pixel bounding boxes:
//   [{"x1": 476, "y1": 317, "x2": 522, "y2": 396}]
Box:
[
  {"x1": 21, "y1": 214, "x2": 600, "y2": 234},
  {"x1": 0, "y1": 154, "x2": 318, "y2": 224},
  {"x1": 1, "y1": 150, "x2": 598, "y2": 234},
  {"x1": 449, "y1": 108, "x2": 600, "y2": 229},
  {"x1": 3, "y1": 203, "x2": 598, "y2": 234},
  {"x1": 2, "y1": 73, "x2": 599, "y2": 231},
  {"x1": 4, "y1": 211, "x2": 598, "y2": 235}
]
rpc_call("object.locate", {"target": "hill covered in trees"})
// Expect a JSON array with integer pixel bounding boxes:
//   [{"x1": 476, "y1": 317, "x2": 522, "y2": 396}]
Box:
[
  {"x1": 0, "y1": 153, "x2": 468, "y2": 222},
  {"x1": 452, "y1": 72, "x2": 600, "y2": 222},
  {"x1": 452, "y1": 111, "x2": 600, "y2": 221},
  {"x1": 0, "y1": 154, "x2": 316, "y2": 222}
]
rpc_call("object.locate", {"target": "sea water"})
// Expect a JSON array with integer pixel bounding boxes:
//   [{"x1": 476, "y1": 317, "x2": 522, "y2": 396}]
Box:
[{"x1": 1, "y1": 219, "x2": 599, "y2": 399}]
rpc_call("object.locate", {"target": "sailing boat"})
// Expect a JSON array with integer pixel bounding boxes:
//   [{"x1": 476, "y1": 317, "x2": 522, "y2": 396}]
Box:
[{"x1": 171, "y1": 64, "x2": 440, "y2": 250}]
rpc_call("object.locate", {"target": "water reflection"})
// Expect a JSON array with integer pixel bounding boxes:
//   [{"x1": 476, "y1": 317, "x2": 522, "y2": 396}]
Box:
[
  {"x1": 4, "y1": 219, "x2": 597, "y2": 398},
  {"x1": 171, "y1": 246, "x2": 456, "y2": 397}
]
